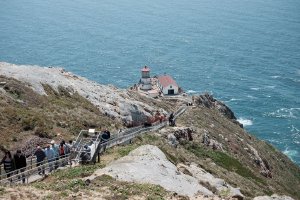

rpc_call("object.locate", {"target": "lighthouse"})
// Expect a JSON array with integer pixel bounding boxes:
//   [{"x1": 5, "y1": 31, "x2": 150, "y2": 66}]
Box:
[{"x1": 139, "y1": 66, "x2": 152, "y2": 90}]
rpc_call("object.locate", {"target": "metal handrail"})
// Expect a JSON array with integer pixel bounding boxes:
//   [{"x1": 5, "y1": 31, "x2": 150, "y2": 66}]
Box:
[
  {"x1": 0, "y1": 154, "x2": 70, "y2": 183},
  {"x1": 1, "y1": 104, "x2": 188, "y2": 184}
]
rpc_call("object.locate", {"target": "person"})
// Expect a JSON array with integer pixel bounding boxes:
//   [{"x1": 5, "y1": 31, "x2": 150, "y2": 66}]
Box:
[
  {"x1": 61, "y1": 140, "x2": 70, "y2": 155},
  {"x1": 80, "y1": 145, "x2": 91, "y2": 164},
  {"x1": 101, "y1": 131, "x2": 109, "y2": 142},
  {"x1": 169, "y1": 112, "x2": 174, "y2": 125},
  {"x1": 0, "y1": 151, "x2": 14, "y2": 180},
  {"x1": 59, "y1": 142, "x2": 66, "y2": 166},
  {"x1": 50, "y1": 140, "x2": 59, "y2": 169},
  {"x1": 34, "y1": 146, "x2": 46, "y2": 175},
  {"x1": 104, "y1": 129, "x2": 111, "y2": 139},
  {"x1": 44, "y1": 144, "x2": 55, "y2": 172},
  {"x1": 14, "y1": 150, "x2": 27, "y2": 183}
]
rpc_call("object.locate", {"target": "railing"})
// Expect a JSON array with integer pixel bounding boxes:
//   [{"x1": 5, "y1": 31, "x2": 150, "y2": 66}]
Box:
[
  {"x1": 0, "y1": 104, "x2": 188, "y2": 184},
  {"x1": 85, "y1": 105, "x2": 187, "y2": 163},
  {"x1": 0, "y1": 154, "x2": 71, "y2": 184}
]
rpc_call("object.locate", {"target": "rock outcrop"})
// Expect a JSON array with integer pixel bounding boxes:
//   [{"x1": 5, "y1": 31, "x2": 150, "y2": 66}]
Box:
[
  {"x1": 253, "y1": 194, "x2": 294, "y2": 200},
  {"x1": 87, "y1": 145, "x2": 215, "y2": 198},
  {"x1": 177, "y1": 163, "x2": 244, "y2": 200},
  {"x1": 0, "y1": 62, "x2": 165, "y2": 126},
  {"x1": 247, "y1": 144, "x2": 272, "y2": 178},
  {"x1": 193, "y1": 93, "x2": 243, "y2": 128}
]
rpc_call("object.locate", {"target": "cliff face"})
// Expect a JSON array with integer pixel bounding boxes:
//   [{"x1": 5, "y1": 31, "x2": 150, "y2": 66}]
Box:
[
  {"x1": 0, "y1": 63, "x2": 299, "y2": 200},
  {"x1": 0, "y1": 62, "x2": 169, "y2": 127}
]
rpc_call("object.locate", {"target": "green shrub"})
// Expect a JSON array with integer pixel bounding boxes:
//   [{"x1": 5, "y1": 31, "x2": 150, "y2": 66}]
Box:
[{"x1": 186, "y1": 143, "x2": 265, "y2": 184}]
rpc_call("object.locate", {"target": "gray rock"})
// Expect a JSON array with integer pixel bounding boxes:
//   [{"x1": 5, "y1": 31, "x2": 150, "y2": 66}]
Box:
[
  {"x1": 253, "y1": 194, "x2": 294, "y2": 200},
  {"x1": 193, "y1": 93, "x2": 243, "y2": 128},
  {"x1": 87, "y1": 145, "x2": 214, "y2": 197},
  {"x1": 0, "y1": 62, "x2": 164, "y2": 126}
]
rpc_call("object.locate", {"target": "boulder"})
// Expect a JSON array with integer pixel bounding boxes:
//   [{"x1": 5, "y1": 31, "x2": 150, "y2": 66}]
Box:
[
  {"x1": 173, "y1": 127, "x2": 194, "y2": 142},
  {"x1": 167, "y1": 133, "x2": 179, "y2": 147},
  {"x1": 87, "y1": 145, "x2": 214, "y2": 197},
  {"x1": 177, "y1": 163, "x2": 244, "y2": 200}
]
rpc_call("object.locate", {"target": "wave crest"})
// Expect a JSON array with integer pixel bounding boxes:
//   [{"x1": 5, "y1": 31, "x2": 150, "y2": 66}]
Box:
[{"x1": 237, "y1": 118, "x2": 253, "y2": 126}]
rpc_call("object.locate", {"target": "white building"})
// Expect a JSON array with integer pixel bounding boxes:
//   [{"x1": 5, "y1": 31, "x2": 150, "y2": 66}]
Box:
[
  {"x1": 139, "y1": 66, "x2": 152, "y2": 90},
  {"x1": 157, "y1": 75, "x2": 179, "y2": 95}
]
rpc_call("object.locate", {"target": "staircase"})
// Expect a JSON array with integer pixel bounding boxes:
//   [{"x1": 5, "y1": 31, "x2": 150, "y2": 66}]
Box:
[{"x1": 0, "y1": 105, "x2": 188, "y2": 185}]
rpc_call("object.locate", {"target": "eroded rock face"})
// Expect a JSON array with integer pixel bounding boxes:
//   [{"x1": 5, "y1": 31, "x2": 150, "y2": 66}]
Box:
[
  {"x1": 193, "y1": 93, "x2": 243, "y2": 128},
  {"x1": 253, "y1": 194, "x2": 294, "y2": 200},
  {"x1": 173, "y1": 127, "x2": 194, "y2": 142},
  {"x1": 0, "y1": 62, "x2": 164, "y2": 126},
  {"x1": 87, "y1": 145, "x2": 214, "y2": 197},
  {"x1": 201, "y1": 131, "x2": 223, "y2": 151},
  {"x1": 177, "y1": 163, "x2": 244, "y2": 200},
  {"x1": 247, "y1": 144, "x2": 272, "y2": 178}
]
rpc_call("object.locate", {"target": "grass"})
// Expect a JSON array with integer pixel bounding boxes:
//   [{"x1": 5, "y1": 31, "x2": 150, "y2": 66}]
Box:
[
  {"x1": 93, "y1": 175, "x2": 167, "y2": 200},
  {"x1": 0, "y1": 187, "x2": 5, "y2": 196},
  {"x1": 186, "y1": 143, "x2": 265, "y2": 184},
  {"x1": 33, "y1": 179, "x2": 85, "y2": 192},
  {"x1": 53, "y1": 163, "x2": 105, "y2": 180},
  {"x1": 117, "y1": 145, "x2": 138, "y2": 157}
]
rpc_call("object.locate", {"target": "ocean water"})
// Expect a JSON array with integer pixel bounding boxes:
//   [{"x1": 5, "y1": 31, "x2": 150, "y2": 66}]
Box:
[{"x1": 0, "y1": 0, "x2": 299, "y2": 165}]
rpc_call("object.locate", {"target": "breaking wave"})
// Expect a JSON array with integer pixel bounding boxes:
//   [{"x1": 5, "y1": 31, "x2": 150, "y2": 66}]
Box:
[
  {"x1": 283, "y1": 147, "x2": 298, "y2": 162},
  {"x1": 237, "y1": 118, "x2": 253, "y2": 126}
]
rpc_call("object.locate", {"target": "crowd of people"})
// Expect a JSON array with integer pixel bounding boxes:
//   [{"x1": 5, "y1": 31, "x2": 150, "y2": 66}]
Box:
[
  {"x1": 1, "y1": 129, "x2": 113, "y2": 182},
  {"x1": 0, "y1": 139, "x2": 73, "y2": 183}
]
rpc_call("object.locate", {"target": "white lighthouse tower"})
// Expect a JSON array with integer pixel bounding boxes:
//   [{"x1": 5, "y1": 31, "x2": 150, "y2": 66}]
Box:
[{"x1": 140, "y1": 66, "x2": 152, "y2": 90}]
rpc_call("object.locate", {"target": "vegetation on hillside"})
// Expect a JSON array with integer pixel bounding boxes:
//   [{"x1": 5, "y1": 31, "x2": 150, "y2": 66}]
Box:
[{"x1": 0, "y1": 75, "x2": 299, "y2": 200}]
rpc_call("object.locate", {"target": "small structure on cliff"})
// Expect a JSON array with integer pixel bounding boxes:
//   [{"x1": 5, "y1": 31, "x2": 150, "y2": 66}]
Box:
[
  {"x1": 137, "y1": 66, "x2": 180, "y2": 97},
  {"x1": 157, "y1": 75, "x2": 179, "y2": 95},
  {"x1": 139, "y1": 66, "x2": 152, "y2": 90}
]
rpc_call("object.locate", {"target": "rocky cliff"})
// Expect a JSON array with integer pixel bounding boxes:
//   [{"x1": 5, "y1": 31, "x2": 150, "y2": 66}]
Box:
[{"x1": 0, "y1": 63, "x2": 299, "y2": 200}]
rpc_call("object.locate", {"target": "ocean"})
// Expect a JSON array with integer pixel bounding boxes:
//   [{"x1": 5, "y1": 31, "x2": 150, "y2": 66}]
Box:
[{"x1": 0, "y1": 0, "x2": 299, "y2": 165}]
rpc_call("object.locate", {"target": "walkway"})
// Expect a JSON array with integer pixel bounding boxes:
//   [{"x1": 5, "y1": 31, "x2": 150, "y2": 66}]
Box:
[{"x1": 0, "y1": 105, "x2": 188, "y2": 185}]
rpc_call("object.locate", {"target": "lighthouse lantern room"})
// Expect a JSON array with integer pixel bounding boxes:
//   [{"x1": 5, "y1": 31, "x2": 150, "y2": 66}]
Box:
[{"x1": 140, "y1": 66, "x2": 152, "y2": 90}]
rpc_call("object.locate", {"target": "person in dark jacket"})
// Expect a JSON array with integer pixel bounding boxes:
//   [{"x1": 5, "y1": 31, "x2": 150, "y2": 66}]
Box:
[
  {"x1": 0, "y1": 150, "x2": 14, "y2": 180},
  {"x1": 14, "y1": 150, "x2": 27, "y2": 183},
  {"x1": 104, "y1": 129, "x2": 111, "y2": 139},
  {"x1": 34, "y1": 146, "x2": 46, "y2": 175}
]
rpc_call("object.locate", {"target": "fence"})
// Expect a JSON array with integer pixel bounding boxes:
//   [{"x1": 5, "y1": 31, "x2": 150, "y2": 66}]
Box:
[{"x1": 0, "y1": 105, "x2": 188, "y2": 184}]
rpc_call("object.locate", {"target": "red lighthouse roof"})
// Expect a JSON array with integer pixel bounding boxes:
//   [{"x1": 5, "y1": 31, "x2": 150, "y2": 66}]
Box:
[
  {"x1": 141, "y1": 66, "x2": 150, "y2": 72},
  {"x1": 158, "y1": 75, "x2": 178, "y2": 88}
]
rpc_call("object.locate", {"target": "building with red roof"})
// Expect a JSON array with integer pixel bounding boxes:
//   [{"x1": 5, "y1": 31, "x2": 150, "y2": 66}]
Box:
[{"x1": 157, "y1": 75, "x2": 179, "y2": 95}]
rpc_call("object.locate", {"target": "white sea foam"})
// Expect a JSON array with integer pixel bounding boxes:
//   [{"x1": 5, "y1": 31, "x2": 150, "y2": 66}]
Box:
[
  {"x1": 271, "y1": 75, "x2": 280, "y2": 79},
  {"x1": 226, "y1": 98, "x2": 242, "y2": 102},
  {"x1": 283, "y1": 147, "x2": 298, "y2": 162},
  {"x1": 265, "y1": 85, "x2": 275, "y2": 89},
  {"x1": 250, "y1": 87, "x2": 260, "y2": 91},
  {"x1": 247, "y1": 95, "x2": 257, "y2": 99},
  {"x1": 186, "y1": 90, "x2": 197, "y2": 94},
  {"x1": 264, "y1": 108, "x2": 300, "y2": 119},
  {"x1": 237, "y1": 118, "x2": 253, "y2": 126}
]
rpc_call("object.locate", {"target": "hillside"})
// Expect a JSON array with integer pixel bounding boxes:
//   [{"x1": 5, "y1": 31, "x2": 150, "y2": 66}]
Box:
[{"x1": 0, "y1": 63, "x2": 299, "y2": 200}]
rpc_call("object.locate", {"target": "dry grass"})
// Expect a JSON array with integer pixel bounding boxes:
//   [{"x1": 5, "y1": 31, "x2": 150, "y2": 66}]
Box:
[{"x1": 0, "y1": 76, "x2": 123, "y2": 154}]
